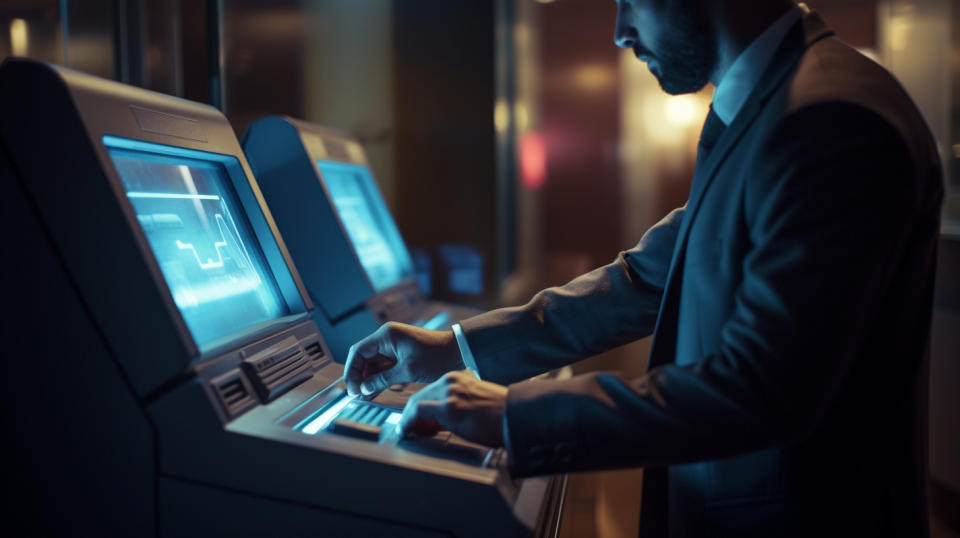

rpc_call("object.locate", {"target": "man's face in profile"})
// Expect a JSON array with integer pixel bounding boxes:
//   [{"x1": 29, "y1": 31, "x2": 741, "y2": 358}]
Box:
[{"x1": 613, "y1": 0, "x2": 716, "y2": 95}]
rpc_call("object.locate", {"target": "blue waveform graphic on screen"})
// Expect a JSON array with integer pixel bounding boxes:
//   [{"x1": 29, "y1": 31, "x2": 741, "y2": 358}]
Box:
[
  {"x1": 174, "y1": 213, "x2": 249, "y2": 271},
  {"x1": 108, "y1": 144, "x2": 289, "y2": 348}
]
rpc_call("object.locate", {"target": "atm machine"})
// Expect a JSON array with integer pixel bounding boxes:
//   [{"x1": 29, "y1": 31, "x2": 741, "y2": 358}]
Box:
[
  {"x1": 242, "y1": 117, "x2": 484, "y2": 361},
  {"x1": 0, "y1": 59, "x2": 564, "y2": 537}
]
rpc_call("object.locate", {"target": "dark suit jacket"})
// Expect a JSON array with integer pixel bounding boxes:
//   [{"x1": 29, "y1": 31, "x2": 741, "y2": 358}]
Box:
[{"x1": 459, "y1": 11, "x2": 943, "y2": 538}]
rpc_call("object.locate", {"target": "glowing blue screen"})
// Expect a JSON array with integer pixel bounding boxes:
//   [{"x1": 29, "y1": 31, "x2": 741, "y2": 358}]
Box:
[
  {"x1": 317, "y1": 160, "x2": 413, "y2": 292},
  {"x1": 108, "y1": 146, "x2": 289, "y2": 347}
]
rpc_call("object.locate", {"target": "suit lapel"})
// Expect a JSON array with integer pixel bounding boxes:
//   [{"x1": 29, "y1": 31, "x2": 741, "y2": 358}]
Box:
[{"x1": 647, "y1": 13, "x2": 835, "y2": 368}]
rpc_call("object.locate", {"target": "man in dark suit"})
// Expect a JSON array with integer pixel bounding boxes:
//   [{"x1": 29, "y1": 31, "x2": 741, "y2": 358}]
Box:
[{"x1": 345, "y1": 0, "x2": 943, "y2": 535}]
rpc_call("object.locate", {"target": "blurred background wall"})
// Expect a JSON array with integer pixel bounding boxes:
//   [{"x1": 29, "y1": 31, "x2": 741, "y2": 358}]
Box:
[{"x1": 1, "y1": 1, "x2": 957, "y2": 536}]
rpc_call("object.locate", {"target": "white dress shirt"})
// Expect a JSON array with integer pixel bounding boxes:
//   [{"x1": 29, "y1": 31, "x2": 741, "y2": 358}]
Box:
[{"x1": 711, "y1": 4, "x2": 804, "y2": 126}]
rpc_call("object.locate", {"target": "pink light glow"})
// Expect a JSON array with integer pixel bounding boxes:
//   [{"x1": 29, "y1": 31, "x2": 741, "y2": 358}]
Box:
[{"x1": 520, "y1": 132, "x2": 547, "y2": 190}]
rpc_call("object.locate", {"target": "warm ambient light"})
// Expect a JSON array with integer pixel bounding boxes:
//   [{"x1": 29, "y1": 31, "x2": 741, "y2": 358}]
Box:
[
  {"x1": 885, "y1": 3, "x2": 916, "y2": 52},
  {"x1": 664, "y1": 95, "x2": 700, "y2": 127},
  {"x1": 494, "y1": 98, "x2": 510, "y2": 135},
  {"x1": 10, "y1": 18, "x2": 28, "y2": 57},
  {"x1": 514, "y1": 101, "x2": 530, "y2": 132},
  {"x1": 572, "y1": 64, "x2": 616, "y2": 93},
  {"x1": 632, "y1": 57, "x2": 711, "y2": 150}
]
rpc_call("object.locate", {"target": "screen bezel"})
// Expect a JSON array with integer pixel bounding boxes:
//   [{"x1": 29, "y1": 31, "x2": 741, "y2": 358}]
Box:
[
  {"x1": 314, "y1": 159, "x2": 415, "y2": 293},
  {"x1": 294, "y1": 127, "x2": 418, "y2": 295},
  {"x1": 102, "y1": 135, "x2": 311, "y2": 357}
]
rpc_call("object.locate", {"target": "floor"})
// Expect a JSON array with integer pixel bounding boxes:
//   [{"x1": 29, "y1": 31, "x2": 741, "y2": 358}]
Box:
[
  {"x1": 558, "y1": 469, "x2": 645, "y2": 538},
  {"x1": 556, "y1": 340, "x2": 649, "y2": 538}
]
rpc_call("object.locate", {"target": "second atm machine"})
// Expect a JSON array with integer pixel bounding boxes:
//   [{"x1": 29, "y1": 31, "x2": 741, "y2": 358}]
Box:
[
  {"x1": 243, "y1": 117, "x2": 483, "y2": 360},
  {"x1": 0, "y1": 59, "x2": 563, "y2": 537}
]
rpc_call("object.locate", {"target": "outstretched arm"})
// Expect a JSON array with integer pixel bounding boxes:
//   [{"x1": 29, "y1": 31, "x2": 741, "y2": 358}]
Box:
[
  {"x1": 498, "y1": 104, "x2": 925, "y2": 475},
  {"x1": 344, "y1": 206, "x2": 683, "y2": 397},
  {"x1": 460, "y1": 206, "x2": 685, "y2": 385}
]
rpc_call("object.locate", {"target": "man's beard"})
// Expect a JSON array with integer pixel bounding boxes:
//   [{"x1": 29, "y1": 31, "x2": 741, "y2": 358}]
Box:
[{"x1": 644, "y1": 8, "x2": 715, "y2": 95}]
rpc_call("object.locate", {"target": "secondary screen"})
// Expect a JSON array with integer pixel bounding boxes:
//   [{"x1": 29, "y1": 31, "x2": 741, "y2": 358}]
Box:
[
  {"x1": 317, "y1": 160, "x2": 413, "y2": 291},
  {"x1": 108, "y1": 146, "x2": 289, "y2": 348}
]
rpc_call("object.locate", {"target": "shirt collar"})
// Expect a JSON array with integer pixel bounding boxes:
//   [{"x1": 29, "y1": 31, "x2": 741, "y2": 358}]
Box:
[{"x1": 712, "y1": 4, "x2": 805, "y2": 125}]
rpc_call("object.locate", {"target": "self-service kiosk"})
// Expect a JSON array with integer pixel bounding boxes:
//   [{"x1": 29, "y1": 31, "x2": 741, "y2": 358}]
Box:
[
  {"x1": 242, "y1": 117, "x2": 484, "y2": 361},
  {"x1": 0, "y1": 59, "x2": 563, "y2": 537}
]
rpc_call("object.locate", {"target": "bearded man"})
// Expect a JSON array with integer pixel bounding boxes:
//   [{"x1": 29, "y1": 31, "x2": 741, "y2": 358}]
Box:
[{"x1": 346, "y1": 1, "x2": 943, "y2": 536}]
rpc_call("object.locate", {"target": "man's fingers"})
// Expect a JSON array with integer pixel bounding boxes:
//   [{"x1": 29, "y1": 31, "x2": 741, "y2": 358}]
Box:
[
  {"x1": 343, "y1": 349, "x2": 367, "y2": 397},
  {"x1": 359, "y1": 366, "x2": 403, "y2": 397},
  {"x1": 397, "y1": 398, "x2": 444, "y2": 438},
  {"x1": 344, "y1": 325, "x2": 393, "y2": 397},
  {"x1": 397, "y1": 376, "x2": 452, "y2": 436}
]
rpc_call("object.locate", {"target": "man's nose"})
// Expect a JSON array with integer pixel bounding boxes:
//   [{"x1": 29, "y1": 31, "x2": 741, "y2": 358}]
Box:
[{"x1": 613, "y1": 9, "x2": 637, "y2": 49}]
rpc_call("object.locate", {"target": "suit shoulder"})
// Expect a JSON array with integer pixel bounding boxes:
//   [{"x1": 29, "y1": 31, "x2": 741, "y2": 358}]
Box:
[
  {"x1": 784, "y1": 38, "x2": 929, "y2": 144},
  {"x1": 787, "y1": 37, "x2": 897, "y2": 109},
  {"x1": 775, "y1": 37, "x2": 939, "y2": 181}
]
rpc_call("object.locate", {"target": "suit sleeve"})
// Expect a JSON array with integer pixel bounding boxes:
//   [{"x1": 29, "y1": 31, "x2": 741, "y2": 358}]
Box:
[
  {"x1": 458, "y1": 206, "x2": 685, "y2": 385},
  {"x1": 500, "y1": 103, "x2": 922, "y2": 476}
]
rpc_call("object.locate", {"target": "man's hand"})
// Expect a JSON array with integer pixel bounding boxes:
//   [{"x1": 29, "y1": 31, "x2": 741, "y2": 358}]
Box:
[
  {"x1": 397, "y1": 370, "x2": 507, "y2": 447},
  {"x1": 344, "y1": 322, "x2": 464, "y2": 398}
]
